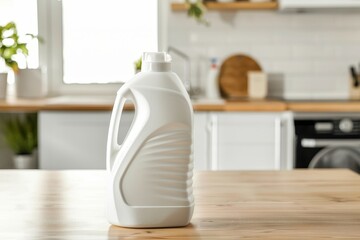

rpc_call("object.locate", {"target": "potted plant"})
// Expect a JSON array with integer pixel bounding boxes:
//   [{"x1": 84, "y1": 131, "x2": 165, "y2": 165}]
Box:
[
  {"x1": 16, "y1": 66, "x2": 47, "y2": 99},
  {"x1": 1, "y1": 114, "x2": 38, "y2": 169},
  {"x1": 0, "y1": 22, "x2": 25, "y2": 99},
  {"x1": 0, "y1": 21, "x2": 43, "y2": 99}
]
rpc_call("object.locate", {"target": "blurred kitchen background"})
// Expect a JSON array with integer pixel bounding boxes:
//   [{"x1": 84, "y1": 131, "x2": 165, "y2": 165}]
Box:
[
  {"x1": 170, "y1": 4, "x2": 360, "y2": 100},
  {"x1": 1, "y1": 0, "x2": 360, "y2": 173}
]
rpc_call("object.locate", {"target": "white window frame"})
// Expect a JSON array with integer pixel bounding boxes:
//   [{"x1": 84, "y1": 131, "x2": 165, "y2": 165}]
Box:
[{"x1": 37, "y1": 0, "x2": 168, "y2": 96}]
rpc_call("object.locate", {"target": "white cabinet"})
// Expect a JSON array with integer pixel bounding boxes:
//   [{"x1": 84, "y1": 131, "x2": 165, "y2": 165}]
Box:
[
  {"x1": 207, "y1": 112, "x2": 293, "y2": 170},
  {"x1": 39, "y1": 110, "x2": 293, "y2": 171},
  {"x1": 193, "y1": 112, "x2": 209, "y2": 170},
  {"x1": 39, "y1": 111, "x2": 209, "y2": 170},
  {"x1": 39, "y1": 111, "x2": 134, "y2": 169}
]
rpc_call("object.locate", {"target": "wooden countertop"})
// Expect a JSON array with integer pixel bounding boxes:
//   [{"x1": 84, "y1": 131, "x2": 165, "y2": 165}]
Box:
[
  {"x1": 0, "y1": 170, "x2": 359, "y2": 239},
  {"x1": 2, "y1": 97, "x2": 360, "y2": 112},
  {"x1": 0, "y1": 97, "x2": 287, "y2": 112},
  {"x1": 286, "y1": 101, "x2": 360, "y2": 112},
  {"x1": 0, "y1": 97, "x2": 119, "y2": 112}
]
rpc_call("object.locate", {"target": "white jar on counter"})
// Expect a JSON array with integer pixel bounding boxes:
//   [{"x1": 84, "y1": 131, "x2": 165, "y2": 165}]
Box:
[{"x1": 248, "y1": 71, "x2": 268, "y2": 99}]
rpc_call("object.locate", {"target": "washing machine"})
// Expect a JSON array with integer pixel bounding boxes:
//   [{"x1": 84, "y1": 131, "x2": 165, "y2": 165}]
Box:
[{"x1": 295, "y1": 117, "x2": 360, "y2": 173}]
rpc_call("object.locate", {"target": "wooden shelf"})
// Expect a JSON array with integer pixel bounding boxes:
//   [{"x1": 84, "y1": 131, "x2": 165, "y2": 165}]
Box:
[{"x1": 171, "y1": 1, "x2": 278, "y2": 11}]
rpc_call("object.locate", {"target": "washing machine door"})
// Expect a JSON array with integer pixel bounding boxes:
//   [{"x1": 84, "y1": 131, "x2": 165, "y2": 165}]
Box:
[{"x1": 309, "y1": 147, "x2": 360, "y2": 173}]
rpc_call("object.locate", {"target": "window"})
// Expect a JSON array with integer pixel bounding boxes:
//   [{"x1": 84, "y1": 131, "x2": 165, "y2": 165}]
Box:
[
  {"x1": 0, "y1": 0, "x2": 39, "y2": 84},
  {"x1": 39, "y1": 0, "x2": 166, "y2": 95},
  {"x1": 62, "y1": 0, "x2": 158, "y2": 84}
]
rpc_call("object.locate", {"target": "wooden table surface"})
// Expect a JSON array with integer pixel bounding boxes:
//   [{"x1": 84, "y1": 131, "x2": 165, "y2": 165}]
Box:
[{"x1": 0, "y1": 170, "x2": 359, "y2": 239}]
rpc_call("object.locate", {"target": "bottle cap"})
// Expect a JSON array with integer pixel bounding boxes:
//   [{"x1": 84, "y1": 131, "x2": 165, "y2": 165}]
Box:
[{"x1": 141, "y1": 52, "x2": 172, "y2": 72}]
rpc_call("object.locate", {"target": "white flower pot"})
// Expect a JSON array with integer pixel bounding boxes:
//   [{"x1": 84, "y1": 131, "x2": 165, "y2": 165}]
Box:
[
  {"x1": 16, "y1": 69, "x2": 47, "y2": 99},
  {"x1": 13, "y1": 154, "x2": 37, "y2": 169},
  {"x1": 0, "y1": 73, "x2": 7, "y2": 99}
]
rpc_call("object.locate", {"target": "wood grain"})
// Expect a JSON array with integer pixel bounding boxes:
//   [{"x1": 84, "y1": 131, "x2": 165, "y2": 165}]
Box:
[
  {"x1": 0, "y1": 97, "x2": 287, "y2": 112},
  {"x1": 0, "y1": 170, "x2": 359, "y2": 239},
  {"x1": 0, "y1": 97, "x2": 132, "y2": 112},
  {"x1": 222, "y1": 99, "x2": 286, "y2": 111},
  {"x1": 171, "y1": 2, "x2": 278, "y2": 11},
  {"x1": 3, "y1": 97, "x2": 360, "y2": 112},
  {"x1": 219, "y1": 55, "x2": 262, "y2": 99},
  {"x1": 287, "y1": 101, "x2": 360, "y2": 112}
]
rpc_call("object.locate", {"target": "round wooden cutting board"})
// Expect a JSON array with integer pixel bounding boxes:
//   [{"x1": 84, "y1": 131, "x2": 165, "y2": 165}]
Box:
[{"x1": 219, "y1": 54, "x2": 262, "y2": 99}]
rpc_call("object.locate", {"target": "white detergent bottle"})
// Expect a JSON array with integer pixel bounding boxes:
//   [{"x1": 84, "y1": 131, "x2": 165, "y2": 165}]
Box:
[
  {"x1": 205, "y1": 57, "x2": 221, "y2": 99},
  {"x1": 106, "y1": 52, "x2": 194, "y2": 228}
]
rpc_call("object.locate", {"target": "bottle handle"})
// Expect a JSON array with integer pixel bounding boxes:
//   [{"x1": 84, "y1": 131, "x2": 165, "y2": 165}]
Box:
[{"x1": 106, "y1": 89, "x2": 128, "y2": 171}]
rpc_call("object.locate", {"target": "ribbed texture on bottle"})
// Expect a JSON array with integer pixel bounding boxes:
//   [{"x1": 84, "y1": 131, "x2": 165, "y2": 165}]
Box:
[{"x1": 121, "y1": 123, "x2": 193, "y2": 207}]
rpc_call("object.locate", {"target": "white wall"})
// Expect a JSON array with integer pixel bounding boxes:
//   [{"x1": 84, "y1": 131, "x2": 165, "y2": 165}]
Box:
[{"x1": 168, "y1": 8, "x2": 360, "y2": 99}]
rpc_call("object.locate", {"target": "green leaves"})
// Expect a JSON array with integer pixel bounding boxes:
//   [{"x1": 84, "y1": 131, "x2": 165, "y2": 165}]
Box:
[
  {"x1": 0, "y1": 21, "x2": 38, "y2": 72},
  {"x1": 1, "y1": 114, "x2": 38, "y2": 155},
  {"x1": 3, "y1": 22, "x2": 17, "y2": 32},
  {"x1": 17, "y1": 43, "x2": 29, "y2": 55},
  {"x1": 134, "y1": 57, "x2": 142, "y2": 71},
  {"x1": 185, "y1": 0, "x2": 209, "y2": 26}
]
